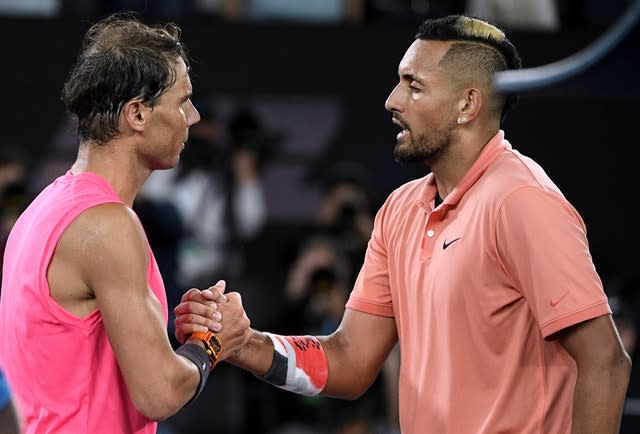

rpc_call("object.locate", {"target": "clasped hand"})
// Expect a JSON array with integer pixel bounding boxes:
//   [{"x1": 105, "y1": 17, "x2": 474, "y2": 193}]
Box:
[{"x1": 173, "y1": 280, "x2": 251, "y2": 361}]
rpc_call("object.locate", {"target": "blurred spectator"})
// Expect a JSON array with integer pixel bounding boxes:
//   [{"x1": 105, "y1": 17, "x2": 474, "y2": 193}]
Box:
[
  {"x1": 603, "y1": 273, "x2": 640, "y2": 434},
  {"x1": 267, "y1": 160, "x2": 400, "y2": 434},
  {"x1": 381, "y1": 343, "x2": 401, "y2": 434},
  {"x1": 0, "y1": 149, "x2": 26, "y2": 434},
  {"x1": 28, "y1": 113, "x2": 78, "y2": 200},
  {"x1": 141, "y1": 103, "x2": 269, "y2": 290},
  {"x1": 0, "y1": 148, "x2": 30, "y2": 284},
  {"x1": 140, "y1": 104, "x2": 270, "y2": 434},
  {"x1": 612, "y1": 274, "x2": 640, "y2": 434},
  {"x1": 610, "y1": 293, "x2": 637, "y2": 357},
  {"x1": 365, "y1": 0, "x2": 465, "y2": 23},
  {"x1": 465, "y1": 0, "x2": 560, "y2": 31},
  {"x1": 60, "y1": 0, "x2": 196, "y2": 17},
  {"x1": 0, "y1": 368, "x2": 20, "y2": 434},
  {"x1": 315, "y1": 161, "x2": 377, "y2": 281},
  {"x1": 283, "y1": 234, "x2": 352, "y2": 335},
  {"x1": 216, "y1": 0, "x2": 366, "y2": 24},
  {"x1": 0, "y1": 150, "x2": 29, "y2": 434},
  {"x1": 132, "y1": 196, "x2": 185, "y2": 348},
  {"x1": 0, "y1": 148, "x2": 28, "y2": 201},
  {"x1": 0, "y1": 0, "x2": 59, "y2": 16}
]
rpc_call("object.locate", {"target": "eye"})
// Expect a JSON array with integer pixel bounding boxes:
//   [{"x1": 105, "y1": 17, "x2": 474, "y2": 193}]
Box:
[{"x1": 409, "y1": 85, "x2": 420, "y2": 93}]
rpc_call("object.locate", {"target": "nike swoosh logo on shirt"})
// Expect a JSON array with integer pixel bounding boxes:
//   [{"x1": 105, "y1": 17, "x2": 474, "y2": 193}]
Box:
[
  {"x1": 442, "y1": 237, "x2": 461, "y2": 250},
  {"x1": 549, "y1": 291, "x2": 570, "y2": 307}
]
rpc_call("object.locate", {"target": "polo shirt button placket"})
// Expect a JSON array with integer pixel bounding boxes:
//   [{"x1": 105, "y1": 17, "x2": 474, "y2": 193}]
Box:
[{"x1": 422, "y1": 228, "x2": 436, "y2": 261}]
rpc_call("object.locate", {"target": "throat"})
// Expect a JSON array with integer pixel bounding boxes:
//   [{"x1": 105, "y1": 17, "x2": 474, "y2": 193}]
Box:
[{"x1": 435, "y1": 193, "x2": 443, "y2": 207}]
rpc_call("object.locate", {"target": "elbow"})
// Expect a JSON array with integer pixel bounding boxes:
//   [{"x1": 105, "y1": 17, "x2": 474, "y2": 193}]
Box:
[
  {"x1": 602, "y1": 341, "x2": 633, "y2": 391},
  {"x1": 617, "y1": 346, "x2": 632, "y2": 380},
  {"x1": 324, "y1": 377, "x2": 376, "y2": 401},
  {"x1": 340, "y1": 388, "x2": 369, "y2": 401},
  {"x1": 131, "y1": 388, "x2": 185, "y2": 421}
]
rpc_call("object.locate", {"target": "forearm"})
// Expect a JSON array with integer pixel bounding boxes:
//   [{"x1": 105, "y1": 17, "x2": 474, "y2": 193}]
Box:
[
  {"x1": 227, "y1": 327, "x2": 389, "y2": 400},
  {"x1": 130, "y1": 345, "x2": 205, "y2": 421},
  {"x1": 225, "y1": 329, "x2": 274, "y2": 375},
  {"x1": 571, "y1": 355, "x2": 631, "y2": 433}
]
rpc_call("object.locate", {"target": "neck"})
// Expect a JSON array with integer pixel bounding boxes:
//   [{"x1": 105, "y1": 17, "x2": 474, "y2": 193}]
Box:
[
  {"x1": 71, "y1": 140, "x2": 150, "y2": 207},
  {"x1": 430, "y1": 126, "x2": 498, "y2": 199}
]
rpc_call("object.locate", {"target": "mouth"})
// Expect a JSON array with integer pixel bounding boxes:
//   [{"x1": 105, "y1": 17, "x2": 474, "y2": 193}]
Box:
[{"x1": 392, "y1": 117, "x2": 410, "y2": 142}]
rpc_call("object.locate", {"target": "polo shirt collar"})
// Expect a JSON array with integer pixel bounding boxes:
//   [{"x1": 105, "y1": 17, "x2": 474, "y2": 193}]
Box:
[{"x1": 419, "y1": 130, "x2": 510, "y2": 211}]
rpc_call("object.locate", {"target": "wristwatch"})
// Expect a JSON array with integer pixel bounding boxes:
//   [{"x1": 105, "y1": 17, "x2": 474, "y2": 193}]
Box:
[{"x1": 189, "y1": 331, "x2": 223, "y2": 370}]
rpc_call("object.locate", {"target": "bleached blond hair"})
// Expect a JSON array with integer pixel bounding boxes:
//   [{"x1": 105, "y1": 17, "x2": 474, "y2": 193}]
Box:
[{"x1": 415, "y1": 15, "x2": 522, "y2": 123}]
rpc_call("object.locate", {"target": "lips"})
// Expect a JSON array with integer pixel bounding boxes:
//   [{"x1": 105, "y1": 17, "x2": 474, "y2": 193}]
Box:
[
  {"x1": 396, "y1": 129, "x2": 410, "y2": 142},
  {"x1": 392, "y1": 116, "x2": 410, "y2": 141}
]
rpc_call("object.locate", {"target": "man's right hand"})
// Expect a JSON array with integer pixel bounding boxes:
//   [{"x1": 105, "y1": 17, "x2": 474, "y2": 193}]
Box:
[{"x1": 173, "y1": 281, "x2": 252, "y2": 361}]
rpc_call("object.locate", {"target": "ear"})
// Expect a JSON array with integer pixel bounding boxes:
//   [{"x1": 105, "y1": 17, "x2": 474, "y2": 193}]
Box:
[
  {"x1": 121, "y1": 100, "x2": 147, "y2": 133},
  {"x1": 456, "y1": 88, "x2": 482, "y2": 125}
]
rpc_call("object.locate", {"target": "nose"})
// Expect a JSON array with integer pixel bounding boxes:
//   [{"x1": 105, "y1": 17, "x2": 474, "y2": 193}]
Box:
[
  {"x1": 385, "y1": 83, "x2": 402, "y2": 113},
  {"x1": 188, "y1": 100, "x2": 201, "y2": 126}
]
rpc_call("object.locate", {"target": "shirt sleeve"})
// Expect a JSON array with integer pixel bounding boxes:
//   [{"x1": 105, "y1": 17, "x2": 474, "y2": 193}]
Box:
[
  {"x1": 495, "y1": 186, "x2": 610, "y2": 337},
  {"x1": 346, "y1": 196, "x2": 395, "y2": 318}
]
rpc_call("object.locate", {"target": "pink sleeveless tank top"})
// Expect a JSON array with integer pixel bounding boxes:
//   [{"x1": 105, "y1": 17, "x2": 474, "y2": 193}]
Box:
[{"x1": 0, "y1": 171, "x2": 167, "y2": 433}]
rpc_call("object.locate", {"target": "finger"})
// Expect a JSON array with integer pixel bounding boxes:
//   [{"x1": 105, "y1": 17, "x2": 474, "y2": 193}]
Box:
[
  {"x1": 173, "y1": 300, "x2": 218, "y2": 316},
  {"x1": 204, "y1": 290, "x2": 228, "y2": 304},
  {"x1": 207, "y1": 280, "x2": 226, "y2": 294},
  {"x1": 224, "y1": 291, "x2": 242, "y2": 304},
  {"x1": 206, "y1": 280, "x2": 229, "y2": 303},
  {"x1": 180, "y1": 287, "x2": 200, "y2": 303},
  {"x1": 174, "y1": 313, "x2": 223, "y2": 333},
  {"x1": 199, "y1": 289, "x2": 219, "y2": 302},
  {"x1": 175, "y1": 326, "x2": 185, "y2": 344},
  {"x1": 175, "y1": 322, "x2": 209, "y2": 337}
]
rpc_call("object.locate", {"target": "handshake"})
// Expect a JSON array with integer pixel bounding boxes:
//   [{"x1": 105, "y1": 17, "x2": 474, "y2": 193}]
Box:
[{"x1": 173, "y1": 280, "x2": 252, "y2": 364}]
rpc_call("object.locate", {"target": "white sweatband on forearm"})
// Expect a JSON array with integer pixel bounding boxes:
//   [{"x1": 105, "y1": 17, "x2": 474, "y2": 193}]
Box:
[{"x1": 256, "y1": 333, "x2": 329, "y2": 396}]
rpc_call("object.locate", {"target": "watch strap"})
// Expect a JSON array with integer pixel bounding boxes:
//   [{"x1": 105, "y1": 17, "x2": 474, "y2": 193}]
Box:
[{"x1": 189, "y1": 331, "x2": 223, "y2": 370}]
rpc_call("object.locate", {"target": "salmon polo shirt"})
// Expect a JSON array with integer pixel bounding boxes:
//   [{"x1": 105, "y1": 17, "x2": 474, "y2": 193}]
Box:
[{"x1": 346, "y1": 130, "x2": 611, "y2": 434}]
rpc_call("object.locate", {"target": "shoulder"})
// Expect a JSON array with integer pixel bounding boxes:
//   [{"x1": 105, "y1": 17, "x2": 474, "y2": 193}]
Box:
[
  {"x1": 372, "y1": 175, "x2": 431, "y2": 237},
  {"x1": 64, "y1": 203, "x2": 148, "y2": 263},
  {"x1": 486, "y1": 149, "x2": 564, "y2": 197},
  {"x1": 385, "y1": 175, "x2": 431, "y2": 209},
  {"x1": 74, "y1": 202, "x2": 143, "y2": 236}
]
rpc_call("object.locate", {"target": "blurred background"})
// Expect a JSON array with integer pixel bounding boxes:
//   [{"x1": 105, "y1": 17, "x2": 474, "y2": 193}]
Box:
[{"x1": 0, "y1": 1, "x2": 639, "y2": 433}]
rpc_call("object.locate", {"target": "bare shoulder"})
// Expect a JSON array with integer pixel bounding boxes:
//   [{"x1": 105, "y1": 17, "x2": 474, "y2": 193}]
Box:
[
  {"x1": 49, "y1": 203, "x2": 149, "y2": 314},
  {"x1": 71, "y1": 203, "x2": 145, "y2": 246},
  {"x1": 71, "y1": 203, "x2": 149, "y2": 277}
]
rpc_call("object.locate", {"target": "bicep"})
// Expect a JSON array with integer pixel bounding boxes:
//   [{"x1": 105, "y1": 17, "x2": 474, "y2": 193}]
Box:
[
  {"x1": 78, "y1": 205, "x2": 177, "y2": 392},
  {"x1": 557, "y1": 314, "x2": 626, "y2": 365},
  {"x1": 320, "y1": 308, "x2": 397, "y2": 399}
]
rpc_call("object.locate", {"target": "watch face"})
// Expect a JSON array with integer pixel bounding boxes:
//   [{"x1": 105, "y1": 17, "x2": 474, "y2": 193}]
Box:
[{"x1": 208, "y1": 334, "x2": 222, "y2": 354}]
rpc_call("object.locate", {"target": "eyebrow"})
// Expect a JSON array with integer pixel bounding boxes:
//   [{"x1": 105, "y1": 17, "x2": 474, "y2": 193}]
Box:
[{"x1": 401, "y1": 73, "x2": 424, "y2": 84}]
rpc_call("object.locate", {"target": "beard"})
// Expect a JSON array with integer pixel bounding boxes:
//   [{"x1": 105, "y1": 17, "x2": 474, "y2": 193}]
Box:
[{"x1": 393, "y1": 121, "x2": 454, "y2": 164}]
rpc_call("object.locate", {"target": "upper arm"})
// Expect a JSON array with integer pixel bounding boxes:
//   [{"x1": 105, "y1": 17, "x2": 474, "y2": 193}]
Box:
[
  {"x1": 557, "y1": 314, "x2": 631, "y2": 432},
  {"x1": 320, "y1": 308, "x2": 397, "y2": 399},
  {"x1": 72, "y1": 204, "x2": 195, "y2": 416},
  {"x1": 557, "y1": 314, "x2": 629, "y2": 368}
]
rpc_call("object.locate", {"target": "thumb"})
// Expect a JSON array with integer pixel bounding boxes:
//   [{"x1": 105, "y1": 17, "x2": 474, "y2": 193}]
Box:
[
  {"x1": 216, "y1": 280, "x2": 227, "y2": 294},
  {"x1": 205, "y1": 280, "x2": 227, "y2": 300}
]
